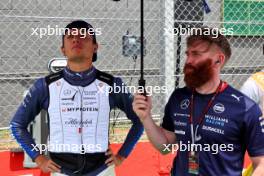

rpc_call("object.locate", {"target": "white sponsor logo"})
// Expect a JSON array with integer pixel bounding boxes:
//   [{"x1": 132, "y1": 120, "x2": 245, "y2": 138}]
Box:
[
  {"x1": 174, "y1": 120, "x2": 187, "y2": 127},
  {"x1": 202, "y1": 125, "x2": 224, "y2": 135},
  {"x1": 175, "y1": 130, "x2": 186, "y2": 135},
  {"x1": 231, "y1": 94, "x2": 243, "y2": 102},
  {"x1": 180, "y1": 99, "x2": 190, "y2": 110},
  {"x1": 174, "y1": 113, "x2": 190, "y2": 118},
  {"x1": 205, "y1": 115, "x2": 228, "y2": 123},
  {"x1": 213, "y1": 103, "x2": 225, "y2": 113}
]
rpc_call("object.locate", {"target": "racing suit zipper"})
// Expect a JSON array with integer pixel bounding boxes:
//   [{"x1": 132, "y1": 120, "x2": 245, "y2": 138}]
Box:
[
  {"x1": 74, "y1": 87, "x2": 85, "y2": 175},
  {"x1": 78, "y1": 87, "x2": 84, "y2": 146}
]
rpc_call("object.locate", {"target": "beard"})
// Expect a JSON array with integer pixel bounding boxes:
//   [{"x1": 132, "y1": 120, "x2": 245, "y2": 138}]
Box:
[{"x1": 183, "y1": 59, "x2": 214, "y2": 89}]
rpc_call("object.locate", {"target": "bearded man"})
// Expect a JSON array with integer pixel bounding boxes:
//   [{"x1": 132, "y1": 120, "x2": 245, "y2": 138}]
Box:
[{"x1": 132, "y1": 28, "x2": 264, "y2": 176}]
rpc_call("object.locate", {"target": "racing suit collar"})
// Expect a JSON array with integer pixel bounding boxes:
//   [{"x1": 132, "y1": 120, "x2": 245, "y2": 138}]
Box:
[
  {"x1": 64, "y1": 66, "x2": 95, "y2": 79},
  {"x1": 63, "y1": 66, "x2": 97, "y2": 86}
]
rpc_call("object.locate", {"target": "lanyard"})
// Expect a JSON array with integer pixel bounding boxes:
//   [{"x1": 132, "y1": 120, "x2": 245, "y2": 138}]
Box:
[{"x1": 189, "y1": 81, "x2": 224, "y2": 144}]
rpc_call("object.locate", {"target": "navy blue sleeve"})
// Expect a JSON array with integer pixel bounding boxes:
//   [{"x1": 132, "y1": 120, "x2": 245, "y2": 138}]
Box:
[
  {"x1": 10, "y1": 78, "x2": 48, "y2": 160},
  {"x1": 161, "y1": 91, "x2": 175, "y2": 132},
  {"x1": 109, "y1": 77, "x2": 144, "y2": 158},
  {"x1": 161, "y1": 102, "x2": 174, "y2": 132},
  {"x1": 244, "y1": 103, "x2": 264, "y2": 157}
]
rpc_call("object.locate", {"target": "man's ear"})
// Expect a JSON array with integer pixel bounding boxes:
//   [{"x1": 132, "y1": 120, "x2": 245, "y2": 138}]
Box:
[
  {"x1": 218, "y1": 54, "x2": 225, "y2": 65},
  {"x1": 216, "y1": 53, "x2": 226, "y2": 68},
  {"x1": 94, "y1": 43, "x2": 98, "y2": 53},
  {"x1": 61, "y1": 46, "x2": 66, "y2": 56}
]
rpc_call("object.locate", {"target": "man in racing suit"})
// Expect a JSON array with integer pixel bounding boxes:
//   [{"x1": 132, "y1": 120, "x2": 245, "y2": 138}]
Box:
[{"x1": 10, "y1": 20, "x2": 143, "y2": 176}]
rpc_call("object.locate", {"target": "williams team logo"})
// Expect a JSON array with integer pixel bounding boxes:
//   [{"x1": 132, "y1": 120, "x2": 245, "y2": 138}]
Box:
[{"x1": 213, "y1": 103, "x2": 225, "y2": 113}]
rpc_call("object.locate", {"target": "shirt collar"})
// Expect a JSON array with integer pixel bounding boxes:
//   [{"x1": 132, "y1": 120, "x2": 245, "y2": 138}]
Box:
[{"x1": 63, "y1": 66, "x2": 97, "y2": 82}]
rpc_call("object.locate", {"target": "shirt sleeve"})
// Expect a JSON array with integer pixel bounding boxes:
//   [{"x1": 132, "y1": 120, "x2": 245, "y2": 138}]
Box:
[
  {"x1": 160, "y1": 98, "x2": 175, "y2": 132},
  {"x1": 240, "y1": 78, "x2": 260, "y2": 105},
  {"x1": 10, "y1": 78, "x2": 48, "y2": 160},
  {"x1": 244, "y1": 103, "x2": 264, "y2": 157},
  {"x1": 109, "y1": 77, "x2": 144, "y2": 158}
]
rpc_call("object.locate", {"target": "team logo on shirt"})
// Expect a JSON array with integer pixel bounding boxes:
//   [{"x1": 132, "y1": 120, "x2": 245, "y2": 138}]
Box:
[
  {"x1": 213, "y1": 103, "x2": 225, "y2": 113},
  {"x1": 231, "y1": 94, "x2": 243, "y2": 102},
  {"x1": 180, "y1": 99, "x2": 190, "y2": 110},
  {"x1": 65, "y1": 118, "x2": 93, "y2": 127},
  {"x1": 175, "y1": 130, "x2": 186, "y2": 135},
  {"x1": 61, "y1": 107, "x2": 99, "y2": 112},
  {"x1": 174, "y1": 120, "x2": 187, "y2": 127},
  {"x1": 63, "y1": 89, "x2": 71, "y2": 96},
  {"x1": 259, "y1": 117, "x2": 264, "y2": 133},
  {"x1": 84, "y1": 90, "x2": 97, "y2": 96}
]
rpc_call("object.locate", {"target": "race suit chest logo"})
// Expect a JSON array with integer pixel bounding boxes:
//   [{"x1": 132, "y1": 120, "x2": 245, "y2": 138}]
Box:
[
  {"x1": 61, "y1": 89, "x2": 77, "y2": 101},
  {"x1": 61, "y1": 90, "x2": 98, "y2": 101},
  {"x1": 62, "y1": 107, "x2": 98, "y2": 112},
  {"x1": 65, "y1": 118, "x2": 93, "y2": 127},
  {"x1": 63, "y1": 89, "x2": 71, "y2": 96},
  {"x1": 84, "y1": 90, "x2": 97, "y2": 96}
]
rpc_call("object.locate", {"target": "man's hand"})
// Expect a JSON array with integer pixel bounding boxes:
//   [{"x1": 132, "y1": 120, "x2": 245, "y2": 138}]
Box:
[
  {"x1": 132, "y1": 93, "x2": 152, "y2": 123},
  {"x1": 35, "y1": 155, "x2": 61, "y2": 173},
  {"x1": 251, "y1": 156, "x2": 264, "y2": 176},
  {"x1": 105, "y1": 148, "x2": 125, "y2": 167}
]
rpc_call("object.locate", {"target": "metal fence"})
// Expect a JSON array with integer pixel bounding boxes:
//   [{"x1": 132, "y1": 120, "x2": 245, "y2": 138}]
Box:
[{"x1": 0, "y1": 0, "x2": 264, "y2": 146}]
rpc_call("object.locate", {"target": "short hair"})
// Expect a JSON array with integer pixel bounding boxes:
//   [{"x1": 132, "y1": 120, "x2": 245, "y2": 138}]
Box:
[
  {"x1": 62, "y1": 20, "x2": 97, "y2": 62},
  {"x1": 186, "y1": 27, "x2": 232, "y2": 63}
]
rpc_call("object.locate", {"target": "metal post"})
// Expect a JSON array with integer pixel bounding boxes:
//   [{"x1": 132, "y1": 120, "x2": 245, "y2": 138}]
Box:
[{"x1": 164, "y1": 0, "x2": 175, "y2": 102}]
